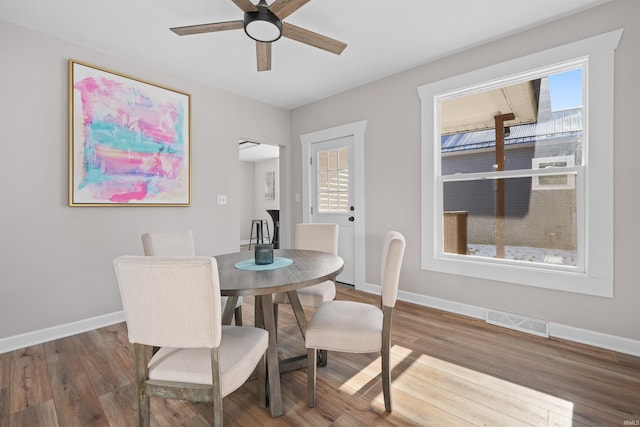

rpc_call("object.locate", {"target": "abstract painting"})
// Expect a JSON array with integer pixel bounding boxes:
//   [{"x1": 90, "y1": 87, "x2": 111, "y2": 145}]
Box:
[
  {"x1": 265, "y1": 171, "x2": 275, "y2": 200},
  {"x1": 69, "y1": 60, "x2": 191, "y2": 206}
]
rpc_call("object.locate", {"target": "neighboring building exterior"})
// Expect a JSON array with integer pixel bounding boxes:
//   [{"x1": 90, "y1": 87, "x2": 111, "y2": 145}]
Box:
[{"x1": 441, "y1": 106, "x2": 581, "y2": 253}]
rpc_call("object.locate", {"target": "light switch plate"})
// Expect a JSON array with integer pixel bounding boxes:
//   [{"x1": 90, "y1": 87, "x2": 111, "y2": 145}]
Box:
[{"x1": 217, "y1": 195, "x2": 227, "y2": 205}]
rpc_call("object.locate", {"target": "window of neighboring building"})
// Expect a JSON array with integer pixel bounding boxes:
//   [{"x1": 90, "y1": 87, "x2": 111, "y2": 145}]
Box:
[
  {"x1": 532, "y1": 155, "x2": 575, "y2": 191},
  {"x1": 418, "y1": 29, "x2": 622, "y2": 297}
]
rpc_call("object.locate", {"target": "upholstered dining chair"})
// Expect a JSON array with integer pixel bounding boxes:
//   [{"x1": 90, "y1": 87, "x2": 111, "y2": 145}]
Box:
[
  {"x1": 273, "y1": 222, "x2": 339, "y2": 307},
  {"x1": 272, "y1": 223, "x2": 339, "y2": 335},
  {"x1": 113, "y1": 256, "x2": 268, "y2": 427},
  {"x1": 141, "y1": 230, "x2": 243, "y2": 326},
  {"x1": 305, "y1": 231, "x2": 406, "y2": 413}
]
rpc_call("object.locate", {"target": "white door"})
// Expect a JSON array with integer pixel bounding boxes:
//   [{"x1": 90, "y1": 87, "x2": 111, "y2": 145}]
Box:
[
  {"x1": 310, "y1": 136, "x2": 355, "y2": 284},
  {"x1": 301, "y1": 120, "x2": 366, "y2": 288}
]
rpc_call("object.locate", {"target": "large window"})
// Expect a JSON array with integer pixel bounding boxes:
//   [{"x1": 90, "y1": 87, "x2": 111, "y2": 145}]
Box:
[{"x1": 418, "y1": 30, "x2": 622, "y2": 297}]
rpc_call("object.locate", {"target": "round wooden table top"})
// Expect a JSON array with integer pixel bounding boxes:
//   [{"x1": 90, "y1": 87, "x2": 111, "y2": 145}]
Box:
[{"x1": 215, "y1": 249, "x2": 344, "y2": 296}]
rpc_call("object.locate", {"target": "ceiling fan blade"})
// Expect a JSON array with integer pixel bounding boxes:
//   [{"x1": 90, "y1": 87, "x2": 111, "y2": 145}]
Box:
[
  {"x1": 268, "y1": 0, "x2": 309, "y2": 20},
  {"x1": 232, "y1": 0, "x2": 258, "y2": 13},
  {"x1": 256, "y1": 41, "x2": 272, "y2": 71},
  {"x1": 282, "y1": 23, "x2": 347, "y2": 55},
  {"x1": 170, "y1": 20, "x2": 244, "y2": 36}
]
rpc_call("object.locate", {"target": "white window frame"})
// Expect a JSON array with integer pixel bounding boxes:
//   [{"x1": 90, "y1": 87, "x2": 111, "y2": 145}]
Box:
[
  {"x1": 418, "y1": 29, "x2": 622, "y2": 298},
  {"x1": 532, "y1": 155, "x2": 576, "y2": 190}
]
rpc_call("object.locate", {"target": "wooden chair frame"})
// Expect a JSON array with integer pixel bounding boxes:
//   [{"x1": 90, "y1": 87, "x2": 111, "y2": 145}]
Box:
[
  {"x1": 306, "y1": 231, "x2": 405, "y2": 413},
  {"x1": 307, "y1": 304, "x2": 394, "y2": 412},
  {"x1": 133, "y1": 343, "x2": 266, "y2": 427}
]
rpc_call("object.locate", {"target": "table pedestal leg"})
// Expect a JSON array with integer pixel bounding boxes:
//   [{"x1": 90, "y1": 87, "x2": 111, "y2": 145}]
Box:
[
  {"x1": 286, "y1": 290, "x2": 327, "y2": 367},
  {"x1": 221, "y1": 296, "x2": 238, "y2": 326},
  {"x1": 257, "y1": 294, "x2": 283, "y2": 417},
  {"x1": 287, "y1": 290, "x2": 308, "y2": 338}
]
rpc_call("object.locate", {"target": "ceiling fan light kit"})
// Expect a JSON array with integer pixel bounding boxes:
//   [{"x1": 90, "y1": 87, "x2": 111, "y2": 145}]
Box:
[
  {"x1": 244, "y1": 3, "x2": 282, "y2": 42},
  {"x1": 170, "y1": 0, "x2": 347, "y2": 71}
]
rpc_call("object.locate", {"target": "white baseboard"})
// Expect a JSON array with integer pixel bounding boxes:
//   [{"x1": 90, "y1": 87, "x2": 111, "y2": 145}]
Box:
[
  {"x1": 359, "y1": 282, "x2": 640, "y2": 357},
  {"x1": 3, "y1": 286, "x2": 639, "y2": 358},
  {"x1": 549, "y1": 323, "x2": 640, "y2": 357},
  {"x1": 0, "y1": 311, "x2": 125, "y2": 354}
]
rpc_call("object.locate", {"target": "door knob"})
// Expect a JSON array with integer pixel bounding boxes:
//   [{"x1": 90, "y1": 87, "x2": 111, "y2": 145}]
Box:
[{"x1": 348, "y1": 216, "x2": 355, "y2": 222}]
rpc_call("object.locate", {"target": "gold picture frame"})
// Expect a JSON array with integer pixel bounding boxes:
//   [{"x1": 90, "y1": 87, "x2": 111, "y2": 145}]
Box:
[{"x1": 69, "y1": 60, "x2": 191, "y2": 206}]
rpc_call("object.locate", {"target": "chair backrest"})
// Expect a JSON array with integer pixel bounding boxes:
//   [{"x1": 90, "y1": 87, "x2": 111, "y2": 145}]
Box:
[
  {"x1": 141, "y1": 230, "x2": 196, "y2": 256},
  {"x1": 113, "y1": 256, "x2": 222, "y2": 349},
  {"x1": 381, "y1": 231, "x2": 406, "y2": 308},
  {"x1": 295, "y1": 223, "x2": 339, "y2": 255}
]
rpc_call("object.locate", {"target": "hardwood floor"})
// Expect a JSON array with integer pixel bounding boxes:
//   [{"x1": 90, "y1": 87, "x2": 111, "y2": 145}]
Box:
[{"x1": 2, "y1": 286, "x2": 639, "y2": 426}]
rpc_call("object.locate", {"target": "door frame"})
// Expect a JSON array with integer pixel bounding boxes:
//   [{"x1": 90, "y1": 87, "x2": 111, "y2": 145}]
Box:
[{"x1": 300, "y1": 120, "x2": 366, "y2": 289}]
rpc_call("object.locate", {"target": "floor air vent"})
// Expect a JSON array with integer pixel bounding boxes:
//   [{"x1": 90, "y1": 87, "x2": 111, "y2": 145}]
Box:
[{"x1": 485, "y1": 309, "x2": 549, "y2": 338}]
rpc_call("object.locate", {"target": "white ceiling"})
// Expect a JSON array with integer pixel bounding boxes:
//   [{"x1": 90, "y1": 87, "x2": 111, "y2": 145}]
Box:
[
  {"x1": 239, "y1": 141, "x2": 280, "y2": 162},
  {"x1": 1, "y1": 0, "x2": 608, "y2": 110}
]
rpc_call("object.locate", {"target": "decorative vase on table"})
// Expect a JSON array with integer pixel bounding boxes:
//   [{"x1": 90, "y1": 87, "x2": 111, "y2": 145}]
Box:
[{"x1": 255, "y1": 244, "x2": 274, "y2": 265}]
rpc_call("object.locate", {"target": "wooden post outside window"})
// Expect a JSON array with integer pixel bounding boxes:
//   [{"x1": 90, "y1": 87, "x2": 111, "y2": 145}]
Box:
[{"x1": 494, "y1": 113, "x2": 515, "y2": 259}]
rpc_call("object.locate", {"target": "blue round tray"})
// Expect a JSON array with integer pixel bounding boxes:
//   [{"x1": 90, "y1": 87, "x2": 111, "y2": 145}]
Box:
[{"x1": 234, "y1": 257, "x2": 293, "y2": 271}]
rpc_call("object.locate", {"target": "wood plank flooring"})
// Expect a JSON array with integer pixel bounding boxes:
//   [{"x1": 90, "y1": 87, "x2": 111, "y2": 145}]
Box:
[{"x1": 2, "y1": 286, "x2": 639, "y2": 426}]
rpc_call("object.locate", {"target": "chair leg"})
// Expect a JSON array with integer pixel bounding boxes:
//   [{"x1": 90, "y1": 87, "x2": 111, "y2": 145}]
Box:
[
  {"x1": 258, "y1": 353, "x2": 267, "y2": 408},
  {"x1": 264, "y1": 220, "x2": 270, "y2": 243},
  {"x1": 382, "y1": 345, "x2": 392, "y2": 412},
  {"x1": 307, "y1": 347, "x2": 317, "y2": 407},
  {"x1": 234, "y1": 306, "x2": 243, "y2": 326},
  {"x1": 249, "y1": 221, "x2": 255, "y2": 250},
  {"x1": 212, "y1": 403, "x2": 223, "y2": 427},
  {"x1": 138, "y1": 393, "x2": 150, "y2": 427},
  {"x1": 318, "y1": 349, "x2": 328, "y2": 367},
  {"x1": 133, "y1": 344, "x2": 151, "y2": 426},
  {"x1": 273, "y1": 303, "x2": 279, "y2": 339},
  {"x1": 210, "y1": 349, "x2": 224, "y2": 427},
  {"x1": 382, "y1": 305, "x2": 393, "y2": 412}
]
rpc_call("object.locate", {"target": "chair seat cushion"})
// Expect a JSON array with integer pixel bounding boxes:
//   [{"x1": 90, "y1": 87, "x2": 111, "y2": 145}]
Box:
[
  {"x1": 148, "y1": 325, "x2": 268, "y2": 397},
  {"x1": 273, "y1": 280, "x2": 336, "y2": 307},
  {"x1": 306, "y1": 300, "x2": 383, "y2": 353}
]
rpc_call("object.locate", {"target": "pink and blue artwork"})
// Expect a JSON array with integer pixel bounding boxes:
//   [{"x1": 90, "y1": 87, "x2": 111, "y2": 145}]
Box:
[{"x1": 69, "y1": 60, "x2": 190, "y2": 206}]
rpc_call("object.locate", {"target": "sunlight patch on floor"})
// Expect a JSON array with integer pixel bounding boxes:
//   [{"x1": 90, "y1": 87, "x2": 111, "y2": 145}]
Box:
[
  {"x1": 336, "y1": 353, "x2": 388, "y2": 395},
  {"x1": 337, "y1": 344, "x2": 574, "y2": 426}
]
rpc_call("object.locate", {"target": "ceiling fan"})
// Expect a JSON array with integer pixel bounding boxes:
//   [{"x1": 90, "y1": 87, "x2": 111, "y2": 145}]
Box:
[{"x1": 170, "y1": 0, "x2": 347, "y2": 72}]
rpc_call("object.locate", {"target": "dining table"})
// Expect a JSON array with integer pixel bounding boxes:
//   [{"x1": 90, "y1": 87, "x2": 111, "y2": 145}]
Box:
[{"x1": 214, "y1": 248, "x2": 344, "y2": 417}]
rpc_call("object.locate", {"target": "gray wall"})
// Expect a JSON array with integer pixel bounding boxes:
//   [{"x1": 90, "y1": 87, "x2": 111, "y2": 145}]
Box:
[
  {"x1": 238, "y1": 161, "x2": 255, "y2": 242},
  {"x1": 289, "y1": 0, "x2": 640, "y2": 341},
  {"x1": 0, "y1": 21, "x2": 290, "y2": 338}
]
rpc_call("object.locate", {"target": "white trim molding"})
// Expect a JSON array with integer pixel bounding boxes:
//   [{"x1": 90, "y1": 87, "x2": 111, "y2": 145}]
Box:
[
  {"x1": 418, "y1": 29, "x2": 623, "y2": 297},
  {"x1": 3, "y1": 291, "x2": 639, "y2": 358},
  {"x1": 300, "y1": 120, "x2": 367, "y2": 289},
  {"x1": 0, "y1": 311, "x2": 125, "y2": 354},
  {"x1": 361, "y1": 282, "x2": 640, "y2": 357}
]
